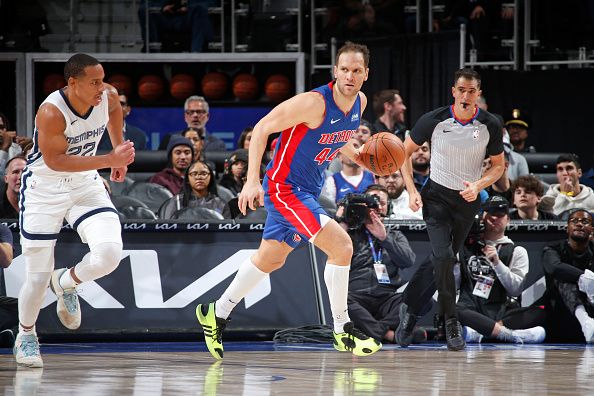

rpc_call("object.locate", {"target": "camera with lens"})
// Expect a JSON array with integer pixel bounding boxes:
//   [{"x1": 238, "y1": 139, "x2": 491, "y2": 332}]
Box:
[
  {"x1": 465, "y1": 214, "x2": 486, "y2": 255},
  {"x1": 338, "y1": 193, "x2": 380, "y2": 229}
]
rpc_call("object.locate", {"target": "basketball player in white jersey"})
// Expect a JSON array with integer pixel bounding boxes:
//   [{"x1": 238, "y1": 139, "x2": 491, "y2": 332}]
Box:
[{"x1": 14, "y1": 53, "x2": 135, "y2": 367}]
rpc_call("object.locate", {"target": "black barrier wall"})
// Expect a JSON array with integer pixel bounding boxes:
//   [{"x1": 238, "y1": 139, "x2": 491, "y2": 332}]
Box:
[{"x1": 2, "y1": 220, "x2": 567, "y2": 336}]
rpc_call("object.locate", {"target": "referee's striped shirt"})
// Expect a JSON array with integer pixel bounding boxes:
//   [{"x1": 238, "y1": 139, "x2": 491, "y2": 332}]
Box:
[{"x1": 410, "y1": 105, "x2": 503, "y2": 191}]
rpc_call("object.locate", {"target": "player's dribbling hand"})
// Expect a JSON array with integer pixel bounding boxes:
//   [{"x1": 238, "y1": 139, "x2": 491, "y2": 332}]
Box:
[
  {"x1": 460, "y1": 181, "x2": 480, "y2": 202},
  {"x1": 111, "y1": 141, "x2": 135, "y2": 167},
  {"x1": 238, "y1": 180, "x2": 264, "y2": 216},
  {"x1": 408, "y1": 189, "x2": 423, "y2": 212}
]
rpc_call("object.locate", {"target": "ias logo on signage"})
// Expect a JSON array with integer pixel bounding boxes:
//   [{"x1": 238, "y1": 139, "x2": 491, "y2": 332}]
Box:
[{"x1": 351, "y1": 113, "x2": 359, "y2": 122}]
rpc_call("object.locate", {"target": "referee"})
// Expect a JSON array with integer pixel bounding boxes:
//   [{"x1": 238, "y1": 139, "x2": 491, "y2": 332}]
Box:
[{"x1": 396, "y1": 69, "x2": 504, "y2": 350}]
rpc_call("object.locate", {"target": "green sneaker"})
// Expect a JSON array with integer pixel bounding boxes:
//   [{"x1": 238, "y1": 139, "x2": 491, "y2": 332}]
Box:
[
  {"x1": 196, "y1": 303, "x2": 228, "y2": 360},
  {"x1": 333, "y1": 322, "x2": 382, "y2": 357}
]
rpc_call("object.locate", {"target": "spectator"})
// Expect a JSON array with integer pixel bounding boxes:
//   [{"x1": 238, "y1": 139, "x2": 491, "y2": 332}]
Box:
[
  {"x1": 159, "y1": 160, "x2": 229, "y2": 219},
  {"x1": 538, "y1": 209, "x2": 594, "y2": 342},
  {"x1": 376, "y1": 171, "x2": 423, "y2": 220},
  {"x1": 580, "y1": 154, "x2": 594, "y2": 191},
  {"x1": 457, "y1": 196, "x2": 546, "y2": 344},
  {"x1": 149, "y1": 135, "x2": 194, "y2": 194},
  {"x1": 0, "y1": 156, "x2": 26, "y2": 219},
  {"x1": 482, "y1": 153, "x2": 512, "y2": 202},
  {"x1": 137, "y1": 0, "x2": 214, "y2": 53},
  {"x1": 411, "y1": 142, "x2": 430, "y2": 191},
  {"x1": 371, "y1": 89, "x2": 407, "y2": 142},
  {"x1": 337, "y1": 185, "x2": 421, "y2": 344},
  {"x1": 505, "y1": 108, "x2": 536, "y2": 153},
  {"x1": 98, "y1": 91, "x2": 147, "y2": 151},
  {"x1": 320, "y1": 141, "x2": 375, "y2": 203},
  {"x1": 0, "y1": 223, "x2": 16, "y2": 348},
  {"x1": 159, "y1": 95, "x2": 226, "y2": 151},
  {"x1": 219, "y1": 149, "x2": 248, "y2": 197},
  {"x1": 539, "y1": 154, "x2": 594, "y2": 218},
  {"x1": 237, "y1": 126, "x2": 253, "y2": 150},
  {"x1": 510, "y1": 175, "x2": 558, "y2": 220},
  {"x1": 0, "y1": 112, "x2": 32, "y2": 176},
  {"x1": 502, "y1": 125, "x2": 529, "y2": 181}
]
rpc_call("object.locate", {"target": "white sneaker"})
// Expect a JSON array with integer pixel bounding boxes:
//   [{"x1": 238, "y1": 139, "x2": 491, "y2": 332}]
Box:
[
  {"x1": 511, "y1": 326, "x2": 546, "y2": 344},
  {"x1": 463, "y1": 326, "x2": 483, "y2": 343},
  {"x1": 49, "y1": 268, "x2": 81, "y2": 330},
  {"x1": 13, "y1": 333, "x2": 43, "y2": 368},
  {"x1": 581, "y1": 316, "x2": 594, "y2": 343}
]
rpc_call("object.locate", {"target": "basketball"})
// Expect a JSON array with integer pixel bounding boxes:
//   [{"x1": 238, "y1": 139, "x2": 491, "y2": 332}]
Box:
[
  {"x1": 43, "y1": 73, "x2": 66, "y2": 96},
  {"x1": 170, "y1": 74, "x2": 195, "y2": 100},
  {"x1": 264, "y1": 74, "x2": 291, "y2": 102},
  {"x1": 233, "y1": 73, "x2": 259, "y2": 100},
  {"x1": 107, "y1": 74, "x2": 132, "y2": 96},
  {"x1": 137, "y1": 75, "x2": 164, "y2": 101},
  {"x1": 360, "y1": 132, "x2": 406, "y2": 176},
  {"x1": 201, "y1": 71, "x2": 228, "y2": 100}
]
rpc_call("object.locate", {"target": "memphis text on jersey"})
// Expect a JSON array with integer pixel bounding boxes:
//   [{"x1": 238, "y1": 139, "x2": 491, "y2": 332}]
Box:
[{"x1": 66, "y1": 124, "x2": 106, "y2": 145}]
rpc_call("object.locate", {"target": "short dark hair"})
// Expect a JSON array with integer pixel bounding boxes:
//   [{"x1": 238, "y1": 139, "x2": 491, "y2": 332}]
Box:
[
  {"x1": 365, "y1": 184, "x2": 388, "y2": 196},
  {"x1": 454, "y1": 68, "x2": 481, "y2": 88},
  {"x1": 556, "y1": 153, "x2": 581, "y2": 169},
  {"x1": 336, "y1": 41, "x2": 370, "y2": 68},
  {"x1": 567, "y1": 208, "x2": 593, "y2": 223},
  {"x1": 511, "y1": 175, "x2": 544, "y2": 197},
  {"x1": 372, "y1": 89, "x2": 400, "y2": 117},
  {"x1": 64, "y1": 53, "x2": 100, "y2": 81}
]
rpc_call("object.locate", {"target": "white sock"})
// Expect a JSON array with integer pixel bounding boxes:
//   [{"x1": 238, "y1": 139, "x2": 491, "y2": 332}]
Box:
[
  {"x1": 18, "y1": 324, "x2": 36, "y2": 336},
  {"x1": 215, "y1": 257, "x2": 268, "y2": 320},
  {"x1": 60, "y1": 267, "x2": 80, "y2": 290},
  {"x1": 575, "y1": 305, "x2": 589, "y2": 327},
  {"x1": 324, "y1": 263, "x2": 351, "y2": 334}
]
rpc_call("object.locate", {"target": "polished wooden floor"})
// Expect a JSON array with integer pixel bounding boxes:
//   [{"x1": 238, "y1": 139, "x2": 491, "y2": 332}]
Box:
[{"x1": 1, "y1": 342, "x2": 593, "y2": 395}]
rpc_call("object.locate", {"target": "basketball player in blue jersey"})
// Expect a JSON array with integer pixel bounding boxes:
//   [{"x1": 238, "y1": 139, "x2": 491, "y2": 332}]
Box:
[
  {"x1": 14, "y1": 54, "x2": 135, "y2": 367},
  {"x1": 197, "y1": 42, "x2": 382, "y2": 359}
]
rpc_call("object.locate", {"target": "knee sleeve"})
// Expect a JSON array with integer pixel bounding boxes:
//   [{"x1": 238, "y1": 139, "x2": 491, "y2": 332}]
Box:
[
  {"x1": 18, "y1": 248, "x2": 54, "y2": 327},
  {"x1": 75, "y1": 242, "x2": 123, "y2": 283}
]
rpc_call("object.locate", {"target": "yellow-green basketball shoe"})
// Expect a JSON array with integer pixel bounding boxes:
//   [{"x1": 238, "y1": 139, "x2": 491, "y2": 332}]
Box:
[
  {"x1": 333, "y1": 322, "x2": 382, "y2": 356},
  {"x1": 196, "y1": 302, "x2": 229, "y2": 360}
]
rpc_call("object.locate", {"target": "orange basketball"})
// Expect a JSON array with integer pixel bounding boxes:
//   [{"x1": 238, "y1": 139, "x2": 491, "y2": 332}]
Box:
[
  {"x1": 201, "y1": 71, "x2": 228, "y2": 100},
  {"x1": 137, "y1": 75, "x2": 164, "y2": 101},
  {"x1": 264, "y1": 74, "x2": 291, "y2": 102},
  {"x1": 360, "y1": 132, "x2": 406, "y2": 176},
  {"x1": 170, "y1": 74, "x2": 195, "y2": 100},
  {"x1": 107, "y1": 74, "x2": 132, "y2": 96},
  {"x1": 43, "y1": 73, "x2": 66, "y2": 96},
  {"x1": 232, "y1": 73, "x2": 259, "y2": 100}
]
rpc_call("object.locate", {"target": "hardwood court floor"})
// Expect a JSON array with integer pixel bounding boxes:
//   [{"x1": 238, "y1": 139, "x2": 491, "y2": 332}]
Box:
[{"x1": 1, "y1": 342, "x2": 593, "y2": 395}]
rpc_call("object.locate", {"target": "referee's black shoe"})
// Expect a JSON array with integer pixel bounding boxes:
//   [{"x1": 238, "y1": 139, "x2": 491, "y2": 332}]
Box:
[
  {"x1": 445, "y1": 318, "x2": 466, "y2": 351},
  {"x1": 395, "y1": 303, "x2": 417, "y2": 347}
]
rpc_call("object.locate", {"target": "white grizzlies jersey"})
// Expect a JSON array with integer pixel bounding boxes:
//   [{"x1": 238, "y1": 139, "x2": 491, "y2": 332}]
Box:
[{"x1": 27, "y1": 89, "x2": 109, "y2": 177}]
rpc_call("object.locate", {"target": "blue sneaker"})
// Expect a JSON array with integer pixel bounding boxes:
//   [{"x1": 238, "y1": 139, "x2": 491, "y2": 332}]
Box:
[
  {"x1": 14, "y1": 333, "x2": 43, "y2": 368},
  {"x1": 50, "y1": 268, "x2": 81, "y2": 330}
]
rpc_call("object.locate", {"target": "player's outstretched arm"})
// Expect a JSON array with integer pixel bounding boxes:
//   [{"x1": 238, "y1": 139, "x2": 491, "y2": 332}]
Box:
[
  {"x1": 238, "y1": 92, "x2": 325, "y2": 215},
  {"x1": 37, "y1": 103, "x2": 135, "y2": 173}
]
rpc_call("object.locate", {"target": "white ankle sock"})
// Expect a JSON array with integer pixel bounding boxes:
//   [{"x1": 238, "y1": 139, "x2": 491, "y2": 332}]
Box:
[
  {"x1": 215, "y1": 257, "x2": 268, "y2": 320},
  {"x1": 324, "y1": 263, "x2": 351, "y2": 334},
  {"x1": 60, "y1": 268, "x2": 80, "y2": 290},
  {"x1": 18, "y1": 324, "x2": 36, "y2": 336}
]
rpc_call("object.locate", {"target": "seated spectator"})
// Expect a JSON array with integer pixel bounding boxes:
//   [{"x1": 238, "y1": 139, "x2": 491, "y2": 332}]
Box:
[
  {"x1": 510, "y1": 175, "x2": 558, "y2": 220},
  {"x1": 320, "y1": 141, "x2": 375, "y2": 203},
  {"x1": 505, "y1": 108, "x2": 536, "y2": 153},
  {"x1": 371, "y1": 90, "x2": 407, "y2": 142},
  {"x1": 501, "y1": 123, "x2": 529, "y2": 180},
  {"x1": 159, "y1": 96, "x2": 226, "y2": 152},
  {"x1": 137, "y1": 0, "x2": 214, "y2": 53},
  {"x1": 219, "y1": 149, "x2": 247, "y2": 197},
  {"x1": 457, "y1": 196, "x2": 546, "y2": 344},
  {"x1": 159, "y1": 160, "x2": 229, "y2": 219},
  {"x1": 0, "y1": 156, "x2": 25, "y2": 219},
  {"x1": 149, "y1": 135, "x2": 194, "y2": 194},
  {"x1": 0, "y1": 222, "x2": 16, "y2": 348},
  {"x1": 338, "y1": 185, "x2": 422, "y2": 344},
  {"x1": 411, "y1": 142, "x2": 430, "y2": 191},
  {"x1": 237, "y1": 126, "x2": 253, "y2": 150},
  {"x1": 376, "y1": 171, "x2": 422, "y2": 220},
  {"x1": 98, "y1": 91, "x2": 147, "y2": 151},
  {"x1": 538, "y1": 209, "x2": 594, "y2": 342},
  {"x1": 0, "y1": 112, "x2": 31, "y2": 176},
  {"x1": 539, "y1": 154, "x2": 594, "y2": 218}
]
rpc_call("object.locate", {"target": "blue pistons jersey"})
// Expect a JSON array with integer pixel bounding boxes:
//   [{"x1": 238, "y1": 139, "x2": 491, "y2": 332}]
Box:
[{"x1": 265, "y1": 81, "x2": 361, "y2": 196}]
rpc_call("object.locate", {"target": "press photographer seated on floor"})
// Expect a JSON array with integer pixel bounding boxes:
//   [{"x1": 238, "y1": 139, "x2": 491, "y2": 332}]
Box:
[{"x1": 336, "y1": 185, "x2": 427, "y2": 344}]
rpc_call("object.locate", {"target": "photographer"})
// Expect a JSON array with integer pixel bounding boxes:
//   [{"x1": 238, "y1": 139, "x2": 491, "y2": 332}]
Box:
[
  {"x1": 337, "y1": 185, "x2": 421, "y2": 344},
  {"x1": 457, "y1": 196, "x2": 546, "y2": 344}
]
